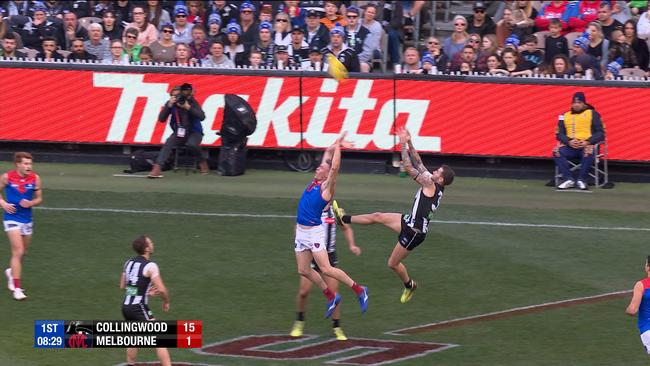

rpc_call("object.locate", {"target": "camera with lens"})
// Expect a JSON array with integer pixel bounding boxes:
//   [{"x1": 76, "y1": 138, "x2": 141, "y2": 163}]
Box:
[{"x1": 175, "y1": 94, "x2": 187, "y2": 105}]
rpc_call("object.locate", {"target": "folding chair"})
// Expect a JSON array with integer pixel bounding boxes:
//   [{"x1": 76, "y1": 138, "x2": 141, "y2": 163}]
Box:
[
  {"x1": 554, "y1": 141, "x2": 608, "y2": 188},
  {"x1": 173, "y1": 146, "x2": 199, "y2": 174}
]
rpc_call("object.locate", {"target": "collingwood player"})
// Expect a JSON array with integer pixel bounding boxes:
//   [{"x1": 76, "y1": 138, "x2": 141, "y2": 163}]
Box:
[
  {"x1": 337, "y1": 128, "x2": 454, "y2": 303},
  {"x1": 120, "y1": 235, "x2": 171, "y2": 366}
]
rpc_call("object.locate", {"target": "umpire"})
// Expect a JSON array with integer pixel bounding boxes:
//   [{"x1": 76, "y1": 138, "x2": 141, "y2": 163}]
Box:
[{"x1": 148, "y1": 83, "x2": 208, "y2": 178}]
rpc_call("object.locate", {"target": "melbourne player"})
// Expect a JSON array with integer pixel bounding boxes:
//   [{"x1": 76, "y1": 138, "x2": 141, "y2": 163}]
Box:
[
  {"x1": 337, "y1": 128, "x2": 454, "y2": 303},
  {"x1": 120, "y1": 235, "x2": 171, "y2": 366},
  {"x1": 626, "y1": 256, "x2": 650, "y2": 355},
  {"x1": 291, "y1": 203, "x2": 361, "y2": 340},
  {"x1": 1, "y1": 152, "x2": 42, "y2": 301},
  {"x1": 295, "y1": 132, "x2": 368, "y2": 318}
]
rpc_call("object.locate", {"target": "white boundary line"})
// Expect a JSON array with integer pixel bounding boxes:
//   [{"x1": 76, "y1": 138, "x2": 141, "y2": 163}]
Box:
[
  {"x1": 36, "y1": 207, "x2": 650, "y2": 232},
  {"x1": 385, "y1": 290, "x2": 632, "y2": 335}
]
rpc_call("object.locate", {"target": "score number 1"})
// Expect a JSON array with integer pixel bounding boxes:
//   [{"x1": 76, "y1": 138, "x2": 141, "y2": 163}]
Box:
[{"x1": 177, "y1": 320, "x2": 202, "y2": 348}]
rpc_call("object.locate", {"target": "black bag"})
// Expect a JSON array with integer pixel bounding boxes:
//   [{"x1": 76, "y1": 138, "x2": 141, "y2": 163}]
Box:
[
  {"x1": 218, "y1": 144, "x2": 247, "y2": 176},
  {"x1": 219, "y1": 94, "x2": 257, "y2": 145},
  {"x1": 124, "y1": 150, "x2": 171, "y2": 173}
]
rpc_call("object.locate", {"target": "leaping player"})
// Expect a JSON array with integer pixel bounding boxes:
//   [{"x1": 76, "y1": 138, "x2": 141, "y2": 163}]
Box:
[
  {"x1": 1, "y1": 152, "x2": 42, "y2": 301},
  {"x1": 335, "y1": 128, "x2": 455, "y2": 303},
  {"x1": 294, "y1": 133, "x2": 369, "y2": 319}
]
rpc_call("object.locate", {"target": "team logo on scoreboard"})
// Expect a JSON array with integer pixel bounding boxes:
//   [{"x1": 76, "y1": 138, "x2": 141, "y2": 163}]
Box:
[{"x1": 65, "y1": 321, "x2": 93, "y2": 348}]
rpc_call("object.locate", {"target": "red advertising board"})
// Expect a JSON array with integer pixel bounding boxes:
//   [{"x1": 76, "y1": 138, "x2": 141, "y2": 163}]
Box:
[{"x1": 1, "y1": 68, "x2": 648, "y2": 161}]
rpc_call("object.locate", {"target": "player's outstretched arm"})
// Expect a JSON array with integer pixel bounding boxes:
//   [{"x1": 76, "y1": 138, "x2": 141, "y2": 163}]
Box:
[
  {"x1": 399, "y1": 128, "x2": 435, "y2": 187},
  {"x1": 407, "y1": 138, "x2": 428, "y2": 174},
  {"x1": 341, "y1": 224, "x2": 361, "y2": 256},
  {"x1": 627, "y1": 281, "x2": 644, "y2": 316},
  {"x1": 119, "y1": 272, "x2": 126, "y2": 289}
]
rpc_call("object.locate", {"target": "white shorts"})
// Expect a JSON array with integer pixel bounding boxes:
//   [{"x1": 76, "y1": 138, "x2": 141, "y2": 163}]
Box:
[
  {"x1": 3, "y1": 221, "x2": 33, "y2": 236},
  {"x1": 641, "y1": 330, "x2": 650, "y2": 354},
  {"x1": 294, "y1": 225, "x2": 326, "y2": 253}
]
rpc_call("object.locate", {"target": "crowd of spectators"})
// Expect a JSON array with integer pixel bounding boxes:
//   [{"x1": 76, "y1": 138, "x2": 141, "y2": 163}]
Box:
[{"x1": 0, "y1": 1, "x2": 648, "y2": 80}]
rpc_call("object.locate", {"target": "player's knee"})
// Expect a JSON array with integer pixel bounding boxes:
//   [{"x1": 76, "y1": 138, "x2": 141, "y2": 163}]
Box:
[
  {"x1": 319, "y1": 266, "x2": 335, "y2": 277},
  {"x1": 297, "y1": 267, "x2": 311, "y2": 277},
  {"x1": 298, "y1": 288, "x2": 310, "y2": 298},
  {"x1": 387, "y1": 258, "x2": 399, "y2": 270}
]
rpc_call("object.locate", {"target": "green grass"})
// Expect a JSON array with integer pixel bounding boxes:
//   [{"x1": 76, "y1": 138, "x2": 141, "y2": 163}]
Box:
[{"x1": 0, "y1": 162, "x2": 649, "y2": 365}]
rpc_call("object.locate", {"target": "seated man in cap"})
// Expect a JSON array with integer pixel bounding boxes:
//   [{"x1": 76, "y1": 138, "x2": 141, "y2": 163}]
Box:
[
  {"x1": 570, "y1": 34, "x2": 602, "y2": 79},
  {"x1": 467, "y1": 1, "x2": 497, "y2": 37},
  {"x1": 254, "y1": 21, "x2": 276, "y2": 67},
  {"x1": 274, "y1": 44, "x2": 291, "y2": 68},
  {"x1": 304, "y1": 9, "x2": 330, "y2": 50},
  {"x1": 288, "y1": 25, "x2": 311, "y2": 68},
  {"x1": 554, "y1": 92, "x2": 605, "y2": 190},
  {"x1": 172, "y1": 4, "x2": 194, "y2": 44},
  {"x1": 344, "y1": 5, "x2": 371, "y2": 71},
  {"x1": 322, "y1": 24, "x2": 360, "y2": 72}
]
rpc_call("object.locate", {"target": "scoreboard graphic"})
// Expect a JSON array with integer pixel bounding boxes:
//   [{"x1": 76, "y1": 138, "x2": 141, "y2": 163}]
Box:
[{"x1": 34, "y1": 320, "x2": 202, "y2": 348}]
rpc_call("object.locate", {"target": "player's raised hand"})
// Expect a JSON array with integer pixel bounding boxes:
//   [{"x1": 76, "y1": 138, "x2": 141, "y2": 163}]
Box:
[
  {"x1": 337, "y1": 132, "x2": 354, "y2": 148},
  {"x1": 397, "y1": 127, "x2": 409, "y2": 144}
]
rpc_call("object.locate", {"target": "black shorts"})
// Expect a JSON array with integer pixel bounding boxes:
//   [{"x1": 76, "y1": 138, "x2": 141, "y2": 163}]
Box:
[
  {"x1": 311, "y1": 251, "x2": 338, "y2": 272},
  {"x1": 398, "y1": 215, "x2": 426, "y2": 251},
  {"x1": 122, "y1": 304, "x2": 153, "y2": 321}
]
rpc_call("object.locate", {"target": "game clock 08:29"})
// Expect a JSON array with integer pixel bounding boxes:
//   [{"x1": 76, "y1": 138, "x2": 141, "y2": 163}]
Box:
[{"x1": 35, "y1": 336, "x2": 63, "y2": 347}]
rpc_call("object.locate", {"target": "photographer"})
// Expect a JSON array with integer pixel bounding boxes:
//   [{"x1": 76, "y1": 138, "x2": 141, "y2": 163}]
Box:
[{"x1": 148, "y1": 84, "x2": 208, "y2": 178}]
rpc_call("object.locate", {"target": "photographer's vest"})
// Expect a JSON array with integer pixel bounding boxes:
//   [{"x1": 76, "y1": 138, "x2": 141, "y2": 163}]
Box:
[{"x1": 561, "y1": 109, "x2": 593, "y2": 141}]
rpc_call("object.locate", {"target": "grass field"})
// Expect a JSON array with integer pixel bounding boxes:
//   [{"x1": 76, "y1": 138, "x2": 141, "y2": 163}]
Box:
[{"x1": 0, "y1": 162, "x2": 649, "y2": 366}]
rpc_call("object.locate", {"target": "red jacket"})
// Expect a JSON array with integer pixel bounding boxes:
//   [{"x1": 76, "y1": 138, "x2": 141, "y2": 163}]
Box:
[
  {"x1": 567, "y1": 1, "x2": 601, "y2": 33},
  {"x1": 535, "y1": 1, "x2": 568, "y2": 32}
]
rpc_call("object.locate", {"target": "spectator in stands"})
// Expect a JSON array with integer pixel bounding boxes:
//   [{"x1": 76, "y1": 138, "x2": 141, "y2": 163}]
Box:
[
  {"x1": 598, "y1": 2, "x2": 623, "y2": 40},
  {"x1": 258, "y1": 4, "x2": 274, "y2": 24},
  {"x1": 535, "y1": 1, "x2": 569, "y2": 33},
  {"x1": 5, "y1": 0, "x2": 31, "y2": 16},
  {"x1": 187, "y1": 1, "x2": 206, "y2": 26},
  {"x1": 445, "y1": 15, "x2": 470, "y2": 58},
  {"x1": 639, "y1": 8, "x2": 650, "y2": 43},
  {"x1": 519, "y1": 35, "x2": 543, "y2": 71},
  {"x1": 360, "y1": 3, "x2": 381, "y2": 73},
  {"x1": 424, "y1": 36, "x2": 449, "y2": 73},
  {"x1": 510, "y1": 1, "x2": 537, "y2": 38},
  {"x1": 420, "y1": 53, "x2": 434, "y2": 74},
  {"x1": 611, "y1": 1, "x2": 632, "y2": 25},
  {"x1": 211, "y1": 0, "x2": 238, "y2": 27},
  {"x1": 273, "y1": 44, "x2": 291, "y2": 68},
  {"x1": 224, "y1": 22, "x2": 248, "y2": 67},
  {"x1": 322, "y1": 24, "x2": 359, "y2": 72},
  {"x1": 36, "y1": 36, "x2": 64, "y2": 61},
  {"x1": 586, "y1": 22, "x2": 609, "y2": 67},
  {"x1": 61, "y1": 11, "x2": 88, "y2": 50},
  {"x1": 255, "y1": 21, "x2": 276, "y2": 67},
  {"x1": 467, "y1": 33, "x2": 482, "y2": 53},
  {"x1": 321, "y1": 0, "x2": 346, "y2": 30},
  {"x1": 344, "y1": 6, "x2": 370, "y2": 66},
  {"x1": 496, "y1": 7, "x2": 514, "y2": 48},
  {"x1": 149, "y1": 84, "x2": 208, "y2": 178},
  {"x1": 624, "y1": 19, "x2": 649, "y2": 72},
  {"x1": 280, "y1": 0, "x2": 306, "y2": 28},
  {"x1": 0, "y1": 32, "x2": 26, "y2": 58},
  {"x1": 123, "y1": 28, "x2": 142, "y2": 62},
  {"x1": 43, "y1": 1, "x2": 69, "y2": 18},
  {"x1": 604, "y1": 56, "x2": 624, "y2": 79},
  {"x1": 542, "y1": 54, "x2": 573, "y2": 78},
  {"x1": 138, "y1": 46, "x2": 154, "y2": 63},
  {"x1": 273, "y1": 12, "x2": 292, "y2": 47},
  {"x1": 544, "y1": 18, "x2": 569, "y2": 66},
  {"x1": 608, "y1": 30, "x2": 638, "y2": 68},
  {"x1": 248, "y1": 49, "x2": 264, "y2": 69},
  {"x1": 400, "y1": 47, "x2": 422, "y2": 74},
  {"x1": 150, "y1": 24, "x2": 177, "y2": 63},
  {"x1": 504, "y1": 34, "x2": 520, "y2": 51},
  {"x1": 174, "y1": 42, "x2": 196, "y2": 66},
  {"x1": 485, "y1": 53, "x2": 505, "y2": 75},
  {"x1": 101, "y1": 10, "x2": 123, "y2": 41},
  {"x1": 189, "y1": 25, "x2": 209, "y2": 63},
  {"x1": 564, "y1": 0, "x2": 601, "y2": 34},
  {"x1": 571, "y1": 40, "x2": 602, "y2": 80},
  {"x1": 127, "y1": 5, "x2": 159, "y2": 47},
  {"x1": 400, "y1": 1, "x2": 425, "y2": 43},
  {"x1": 202, "y1": 40, "x2": 234, "y2": 68},
  {"x1": 84, "y1": 23, "x2": 109, "y2": 60},
  {"x1": 449, "y1": 45, "x2": 476, "y2": 72},
  {"x1": 475, "y1": 34, "x2": 497, "y2": 72},
  {"x1": 500, "y1": 47, "x2": 532, "y2": 76},
  {"x1": 67, "y1": 38, "x2": 97, "y2": 61},
  {"x1": 146, "y1": 0, "x2": 171, "y2": 30},
  {"x1": 113, "y1": 0, "x2": 131, "y2": 25},
  {"x1": 206, "y1": 13, "x2": 224, "y2": 44},
  {"x1": 172, "y1": 3, "x2": 194, "y2": 44},
  {"x1": 307, "y1": 45, "x2": 326, "y2": 70},
  {"x1": 238, "y1": 2, "x2": 258, "y2": 49},
  {"x1": 103, "y1": 39, "x2": 129, "y2": 64},
  {"x1": 18, "y1": 4, "x2": 61, "y2": 51},
  {"x1": 554, "y1": 92, "x2": 605, "y2": 190},
  {"x1": 467, "y1": 1, "x2": 496, "y2": 37},
  {"x1": 459, "y1": 61, "x2": 473, "y2": 74},
  {"x1": 304, "y1": 9, "x2": 330, "y2": 50},
  {"x1": 630, "y1": 1, "x2": 648, "y2": 17},
  {"x1": 288, "y1": 25, "x2": 310, "y2": 69}
]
